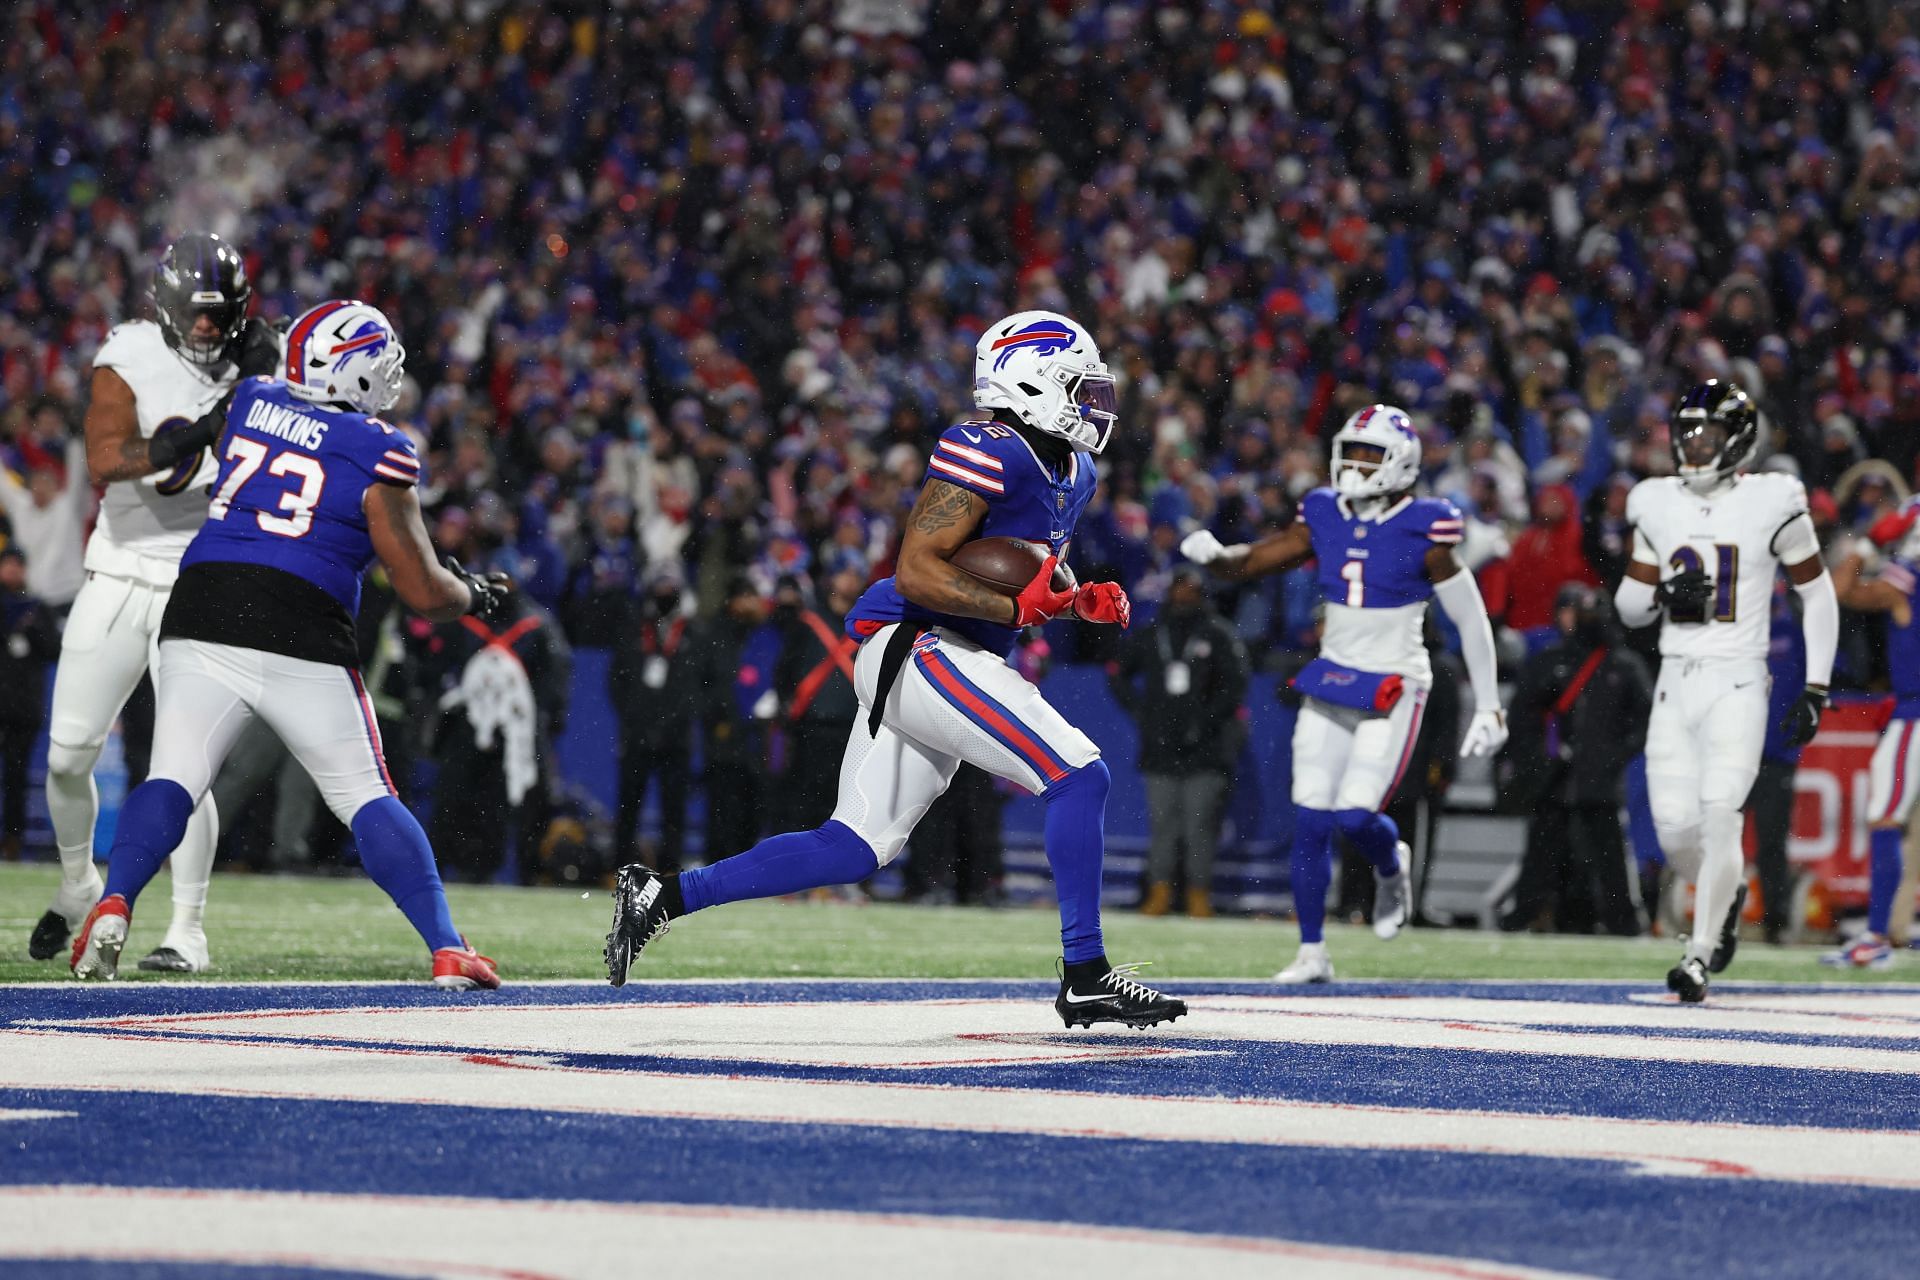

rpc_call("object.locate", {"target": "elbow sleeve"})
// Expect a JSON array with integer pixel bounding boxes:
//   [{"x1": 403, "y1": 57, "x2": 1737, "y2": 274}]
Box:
[
  {"x1": 1795, "y1": 570, "x2": 1838, "y2": 689},
  {"x1": 1432, "y1": 569, "x2": 1502, "y2": 713},
  {"x1": 1614, "y1": 575, "x2": 1660, "y2": 629}
]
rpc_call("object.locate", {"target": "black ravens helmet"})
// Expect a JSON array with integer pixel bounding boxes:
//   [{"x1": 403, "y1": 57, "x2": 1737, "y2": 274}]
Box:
[
  {"x1": 1668, "y1": 379, "x2": 1759, "y2": 492},
  {"x1": 152, "y1": 232, "x2": 252, "y2": 368}
]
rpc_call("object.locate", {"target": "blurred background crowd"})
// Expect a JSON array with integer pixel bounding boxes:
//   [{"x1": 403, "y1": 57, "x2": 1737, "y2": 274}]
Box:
[{"x1": 1, "y1": 0, "x2": 1916, "y2": 916}]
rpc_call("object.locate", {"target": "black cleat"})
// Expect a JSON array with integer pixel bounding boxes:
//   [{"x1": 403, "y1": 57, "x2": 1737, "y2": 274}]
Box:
[
  {"x1": 1709, "y1": 884, "x2": 1747, "y2": 975},
  {"x1": 1667, "y1": 956, "x2": 1709, "y2": 1004},
  {"x1": 137, "y1": 947, "x2": 195, "y2": 973},
  {"x1": 605, "y1": 864, "x2": 672, "y2": 987},
  {"x1": 28, "y1": 911, "x2": 70, "y2": 961},
  {"x1": 1056, "y1": 962, "x2": 1187, "y2": 1029}
]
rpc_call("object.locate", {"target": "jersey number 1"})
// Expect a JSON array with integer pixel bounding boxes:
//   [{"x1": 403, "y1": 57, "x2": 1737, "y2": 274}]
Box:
[
  {"x1": 1341, "y1": 559, "x2": 1365, "y2": 607},
  {"x1": 1669, "y1": 544, "x2": 1738, "y2": 624},
  {"x1": 209, "y1": 438, "x2": 326, "y2": 538}
]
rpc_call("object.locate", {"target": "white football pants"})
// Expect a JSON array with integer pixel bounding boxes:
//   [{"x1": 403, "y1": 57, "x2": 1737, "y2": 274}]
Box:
[
  {"x1": 1644, "y1": 655, "x2": 1769, "y2": 964},
  {"x1": 832, "y1": 625, "x2": 1100, "y2": 864},
  {"x1": 147, "y1": 639, "x2": 397, "y2": 824},
  {"x1": 44, "y1": 572, "x2": 217, "y2": 932},
  {"x1": 1290, "y1": 688, "x2": 1429, "y2": 813},
  {"x1": 1867, "y1": 718, "x2": 1920, "y2": 827}
]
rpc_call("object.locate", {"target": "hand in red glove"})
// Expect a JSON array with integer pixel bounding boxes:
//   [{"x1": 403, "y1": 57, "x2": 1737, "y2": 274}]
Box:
[
  {"x1": 1072, "y1": 580, "x2": 1131, "y2": 628},
  {"x1": 1011, "y1": 554, "x2": 1077, "y2": 627}
]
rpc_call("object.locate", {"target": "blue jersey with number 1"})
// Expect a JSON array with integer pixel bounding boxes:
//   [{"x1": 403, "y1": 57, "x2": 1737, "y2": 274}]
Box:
[{"x1": 181, "y1": 377, "x2": 422, "y2": 615}]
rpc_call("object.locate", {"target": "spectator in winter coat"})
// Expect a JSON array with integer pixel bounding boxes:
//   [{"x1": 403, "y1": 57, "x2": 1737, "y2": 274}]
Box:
[
  {"x1": 608, "y1": 565, "x2": 702, "y2": 874},
  {"x1": 1503, "y1": 483, "x2": 1600, "y2": 635},
  {"x1": 0, "y1": 547, "x2": 57, "y2": 857},
  {"x1": 0, "y1": 439, "x2": 89, "y2": 608},
  {"x1": 1500, "y1": 585, "x2": 1653, "y2": 935},
  {"x1": 1109, "y1": 567, "x2": 1250, "y2": 918}
]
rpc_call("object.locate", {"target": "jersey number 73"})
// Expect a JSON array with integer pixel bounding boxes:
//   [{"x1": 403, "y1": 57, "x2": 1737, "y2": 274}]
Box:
[{"x1": 208, "y1": 437, "x2": 326, "y2": 538}]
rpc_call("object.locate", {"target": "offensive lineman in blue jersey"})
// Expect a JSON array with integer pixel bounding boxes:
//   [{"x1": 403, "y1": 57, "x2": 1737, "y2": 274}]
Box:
[
  {"x1": 1184, "y1": 404, "x2": 1508, "y2": 982},
  {"x1": 607, "y1": 310, "x2": 1186, "y2": 1028},
  {"x1": 1826, "y1": 500, "x2": 1920, "y2": 968},
  {"x1": 70, "y1": 301, "x2": 512, "y2": 987}
]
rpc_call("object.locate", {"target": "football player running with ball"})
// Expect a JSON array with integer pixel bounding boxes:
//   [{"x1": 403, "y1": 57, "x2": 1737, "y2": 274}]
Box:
[
  {"x1": 30, "y1": 233, "x2": 281, "y2": 973},
  {"x1": 1614, "y1": 381, "x2": 1837, "y2": 1002},
  {"x1": 1183, "y1": 404, "x2": 1508, "y2": 983},
  {"x1": 69, "y1": 301, "x2": 509, "y2": 988},
  {"x1": 605, "y1": 311, "x2": 1186, "y2": 1029}
]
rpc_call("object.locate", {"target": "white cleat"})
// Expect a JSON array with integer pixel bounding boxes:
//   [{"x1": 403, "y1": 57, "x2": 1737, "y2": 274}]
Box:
[
  {"x1": 1372, "y1": 851, "x2": 1412, "y2": 940},
  {"x1": 1275, "y1": 942, "x2": 1334, "y2": 985},
  {"x1": 139, "y1": 927, "x2": 210, "y2": 973},
  {"x1": 70, "y1": 896, "x2": 130, "y2": 982}
]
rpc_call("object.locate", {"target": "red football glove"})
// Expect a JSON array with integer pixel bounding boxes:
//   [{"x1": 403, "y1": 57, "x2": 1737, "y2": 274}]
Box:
[
  {"x1": 1072, "y1": 580, "x2": 1131, "y2": 629},
  {"x1": 1011, "y1": 554, "x2": 1077, "y2": 627}
]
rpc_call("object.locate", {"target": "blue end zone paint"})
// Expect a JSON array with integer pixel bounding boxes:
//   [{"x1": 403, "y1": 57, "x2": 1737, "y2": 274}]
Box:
[
  {"x1": 15, "y1": 1266, "x2": 394, "y2": 1280},
  {"x1": 11, "y1": 981, "x2": 1920, "y2": 1130},
  {"x1": 0, "y1": 1086, "x2": 1909, "y2": 1280}
]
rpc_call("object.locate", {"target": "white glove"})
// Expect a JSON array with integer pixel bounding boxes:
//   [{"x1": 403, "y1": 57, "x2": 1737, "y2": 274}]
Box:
[
  {"x1": 1181, "y1": 530, "x2": 1225, "y2": 565},
  {"x1": 1460, "y1": 708, "x2": 1509, "y2": 759}
]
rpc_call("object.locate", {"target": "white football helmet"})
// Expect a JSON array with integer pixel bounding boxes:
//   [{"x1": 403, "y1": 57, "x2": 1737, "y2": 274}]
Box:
[
  {"x1": 1330, "y1": 403, "x2": 1422, "y2": 500},
  {"x1": 973, "y1": 310, "x2": 1117, "y2": 453},
  {"x1": 284, "y1": 300, "x2": 406, "y2": 415}
]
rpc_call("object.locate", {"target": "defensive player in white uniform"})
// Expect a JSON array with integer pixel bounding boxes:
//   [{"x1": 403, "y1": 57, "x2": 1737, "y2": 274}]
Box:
[
  {"x1": 27, "y1": 233, "x2": 281, "y2": 973},
  {"x1": 1614, "y1": 381, "x2": 1837, "y2": 1002},
  {"x1": 1183, "y1": 404, "x2": 1508, "y2": 982}
]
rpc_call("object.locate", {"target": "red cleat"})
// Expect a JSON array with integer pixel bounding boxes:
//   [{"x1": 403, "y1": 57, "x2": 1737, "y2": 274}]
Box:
[
  {"x1": 432, "y1": 943, "x2": 501, "y2": 990},
  {"x1": 70, "y1": 895, "x2": 130, "y2": 981}
]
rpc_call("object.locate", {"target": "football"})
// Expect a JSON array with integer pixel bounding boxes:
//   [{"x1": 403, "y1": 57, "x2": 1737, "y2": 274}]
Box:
[{"x1": 949, "y1": 536, "x2": 1074, "y2": 595}]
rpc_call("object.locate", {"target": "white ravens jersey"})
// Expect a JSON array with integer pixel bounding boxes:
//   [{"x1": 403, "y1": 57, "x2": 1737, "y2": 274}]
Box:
[
  {"x1": 1628, "y1": 472, "x2": 1817, "y2": 662},
  {"x1": 87, "y1": 320, "x2": 232, "y2": 583}
]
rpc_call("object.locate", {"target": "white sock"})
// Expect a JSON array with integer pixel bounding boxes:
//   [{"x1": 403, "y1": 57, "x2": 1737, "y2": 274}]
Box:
[
  {"x1": 1688, "y1": 806, "x2": 1745, "y2": 965},
  {"x1": 46, "y1": 761, "x2": 101, "y2": 891},
  {"x1": 163, "y1": 793, "x2": 219, "y2": 941}
]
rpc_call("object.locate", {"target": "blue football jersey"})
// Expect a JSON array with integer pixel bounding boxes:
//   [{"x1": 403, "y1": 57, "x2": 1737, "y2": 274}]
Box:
[
  {"x1": 1300, "y1": 487, "x2": 1463, "y2": 682},
  {"x1": 181, "y1": 377, "x2": 423, "y2": 616},
  {"x1": 846, "y1": 420, "x2": 1096, "y2": 657},
  {"x1": 1302, "y1": 487, "x2": 1462, "y2": 609},
  {"x1": 1879, "y1": 559, "x2": 1920, "y2": 716}
]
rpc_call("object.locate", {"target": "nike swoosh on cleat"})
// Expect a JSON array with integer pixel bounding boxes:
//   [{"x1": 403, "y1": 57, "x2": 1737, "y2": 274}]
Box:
[{"x1": 1062, "y1": 989, "x2": 1126, "y2": 1004}]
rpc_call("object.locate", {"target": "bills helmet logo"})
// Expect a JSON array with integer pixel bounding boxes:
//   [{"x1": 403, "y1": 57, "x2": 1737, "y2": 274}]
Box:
[
  {"x1": 989, "y1": 320, "x2": 1078, "y2": 372},
  {"x1": 325, "y1": 319, "x2": 392, "y2": 371},
  {"x1": 1353, "y1": 404, "x2": 1417, "y2": 441}
]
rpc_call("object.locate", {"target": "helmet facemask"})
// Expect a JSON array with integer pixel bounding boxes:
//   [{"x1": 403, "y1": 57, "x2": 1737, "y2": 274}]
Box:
[{"x1": 974, "y1": 310, "x2": 1117, "y2": 454}]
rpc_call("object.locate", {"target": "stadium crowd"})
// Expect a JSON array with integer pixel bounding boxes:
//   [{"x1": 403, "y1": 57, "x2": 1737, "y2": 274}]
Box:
[{"x1": 1, "y1": 0, "x2": 1918, "y2": 885}]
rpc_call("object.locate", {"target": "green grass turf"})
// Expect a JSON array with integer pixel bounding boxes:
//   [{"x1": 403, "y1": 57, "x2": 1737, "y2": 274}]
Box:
[{"x1": 0, "y1": 860, "x2": 1903, "y2": 985}]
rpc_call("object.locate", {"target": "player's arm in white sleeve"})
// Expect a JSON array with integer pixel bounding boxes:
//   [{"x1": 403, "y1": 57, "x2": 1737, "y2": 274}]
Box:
[
  {"x1": 892, "y1": 478, "x2": 1024, "y2": 626},
  {"x1": 1775, "y1": 510, "x2": 1836, "y2": 691},
  {"x1": 1181, "y1": 519, "x2": 1313, "y2": 582},
  {"x1": 1614, "y1": 484, "x2": 1664, "y2": 628},
  {"x1": 1614, "y1": 529, "x2": 1664, "y2": 628},
  {"x1": 1426, "y1": 544, "x2": 1508, "y2": 757},
  {"x1": 365, "y1": 480, "x2": 504, "y2": 623}
]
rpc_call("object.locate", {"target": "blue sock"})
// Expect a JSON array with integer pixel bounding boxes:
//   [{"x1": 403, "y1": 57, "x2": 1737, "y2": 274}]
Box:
[
  {"x1": 1869, "y1": 826, "x2": 1904, "y2": 938},
  {"x1": 680, "y1": 819, "x2": 878, "y2": 914},
  {"x1": 102, "y1": 780, "x2": 195, "y2": 908},
  {"x1": 351, "y1": 796, "x2": 462, "y2": 953},
  {"x1": 1291, "y1": 806, "x2": 1336, "y2": 944},
  {"x1": 1335, "y1": 808, "x2": 1402, "y2": 877},
  {"x1": 1044, "y1": 759, "x2": 1110, "y2": 964}
]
